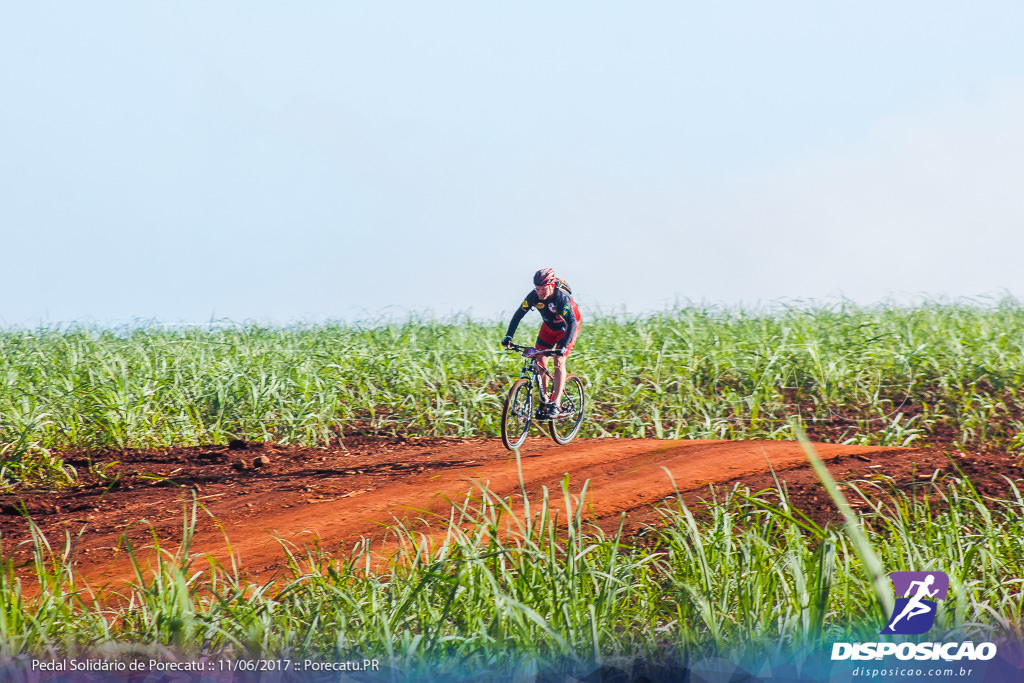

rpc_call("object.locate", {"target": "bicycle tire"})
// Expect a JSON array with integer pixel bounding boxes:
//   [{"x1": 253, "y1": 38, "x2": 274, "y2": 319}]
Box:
[
  {"x1": 548, "y1": 374, "x2": 585, "y2": 445},
  {"x1": 501, "y1": 378, "x2": 533, "y2": 450}
]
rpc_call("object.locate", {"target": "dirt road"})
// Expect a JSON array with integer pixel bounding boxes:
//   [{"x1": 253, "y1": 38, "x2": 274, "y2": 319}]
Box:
[{"x1": 1, "y1": 436, "x2": 1018, "y2": 589}]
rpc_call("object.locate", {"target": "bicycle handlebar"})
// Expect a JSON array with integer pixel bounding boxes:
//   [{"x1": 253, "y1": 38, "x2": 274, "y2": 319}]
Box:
[{"x1": 504, "y1": 342, "x2": 560, "y2": 357}]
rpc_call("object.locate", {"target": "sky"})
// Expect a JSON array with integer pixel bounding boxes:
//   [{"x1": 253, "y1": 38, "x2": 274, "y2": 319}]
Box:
[{"x1": 2, "y1": 2, "x2": 1024, "y2": 327}]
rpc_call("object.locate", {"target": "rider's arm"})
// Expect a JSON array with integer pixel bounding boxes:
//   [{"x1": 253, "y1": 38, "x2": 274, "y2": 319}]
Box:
[
  {"x1": 504, "y1": 292, "x2": 537, "y2": 340},
  {"x1": 558, "y1": 313, "x2": 577, "y2": 351},
  {"x1": 553, "y1": 292, "x2": 577, "y2": 351}
]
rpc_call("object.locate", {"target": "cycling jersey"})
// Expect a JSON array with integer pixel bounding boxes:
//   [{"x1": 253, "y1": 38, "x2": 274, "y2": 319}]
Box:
[{"x1": 504, "y1": 287, "x2": 581, "y2": 349}]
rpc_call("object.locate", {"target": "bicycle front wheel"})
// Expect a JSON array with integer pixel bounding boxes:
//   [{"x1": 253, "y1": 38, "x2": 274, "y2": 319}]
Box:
[
  {"x1": 549, "y1": 374, "x2": 585, "y2": 445},
  {"x1": 501, "y1": 378, "x2": 533, "y2": 450}
]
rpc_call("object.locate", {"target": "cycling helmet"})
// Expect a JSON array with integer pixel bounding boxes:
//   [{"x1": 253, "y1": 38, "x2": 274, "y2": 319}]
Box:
[{"x1": 533, "y1": 268, "x2": 556, "y2": 286}]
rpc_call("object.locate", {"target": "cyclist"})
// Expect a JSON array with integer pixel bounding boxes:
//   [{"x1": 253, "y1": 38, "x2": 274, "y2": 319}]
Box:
[{"x1": 502, "y1": 268, "x2": 581, "y2": 418}]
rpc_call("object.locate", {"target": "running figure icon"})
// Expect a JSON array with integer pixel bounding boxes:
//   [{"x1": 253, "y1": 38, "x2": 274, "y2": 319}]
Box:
[
  {"x1": 886, "y1": 575, "x2": 938, "y2": 631},
  {"x1": 881, "y1": 571, "x2": 949, "y2": 635}
]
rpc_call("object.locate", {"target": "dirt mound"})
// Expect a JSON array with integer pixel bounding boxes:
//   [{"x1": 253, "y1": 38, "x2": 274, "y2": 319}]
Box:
[{"x1": 1, "y1": 437, "x2": 1020, "y2": 589}]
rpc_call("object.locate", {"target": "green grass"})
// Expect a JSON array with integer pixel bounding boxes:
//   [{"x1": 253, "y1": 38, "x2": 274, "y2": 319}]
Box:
[
  {"x1": 1, "y1": 466, "x2": 1021, "y2": 677},
  {"x1": 3, "y1": 302, "x2": 1021, "y2": 677},
  {"x1": 4, "y1": 299, "x2": 1024, "y2": 487}
]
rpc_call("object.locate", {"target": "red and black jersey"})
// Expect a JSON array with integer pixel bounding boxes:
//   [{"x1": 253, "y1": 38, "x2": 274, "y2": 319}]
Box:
[{"x1": 504, "y1": 287, "x2": 581, "y2": 347}]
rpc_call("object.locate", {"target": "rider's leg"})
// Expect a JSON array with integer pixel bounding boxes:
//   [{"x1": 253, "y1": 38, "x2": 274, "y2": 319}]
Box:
[
  {"x1": 535, "y1": 324, "x2": 553, "y2": 399},
  {"x1": 550, "y1": 355, "x2": 567, "y2": 403},
  {"x1": 537, "y1": 357, "x2": 550, "y2": 397},
  {"x1": 550, "y1": 322, "x2": 578, "y2": 405},
  {"x1": 548, "y1": 322, "x2": 578, "y2": 406}
]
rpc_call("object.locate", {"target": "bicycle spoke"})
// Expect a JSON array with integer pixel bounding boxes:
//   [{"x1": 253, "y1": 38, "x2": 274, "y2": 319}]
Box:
[
  {"x1": 501, "y1": 379, "x2": 533, "y2": 450},
  {"x1": 549, "y1": 375, "x2": 585, "y2": 445}
]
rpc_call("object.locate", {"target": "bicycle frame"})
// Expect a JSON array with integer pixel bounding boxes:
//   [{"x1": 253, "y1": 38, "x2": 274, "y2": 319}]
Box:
[{"x1": 510, "y1": 344, "x2": 556, "y2": 410}]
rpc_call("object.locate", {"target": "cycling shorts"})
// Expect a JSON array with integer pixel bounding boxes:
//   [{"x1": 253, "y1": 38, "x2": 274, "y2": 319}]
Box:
[{"x1": 535, "y1": 322, "x2": 580, "y2": 357}]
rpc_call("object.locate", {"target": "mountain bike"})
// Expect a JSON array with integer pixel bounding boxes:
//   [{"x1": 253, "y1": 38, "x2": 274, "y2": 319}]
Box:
[{"x1": 500, "y1": 343, "x2": 586, "y2": 450}]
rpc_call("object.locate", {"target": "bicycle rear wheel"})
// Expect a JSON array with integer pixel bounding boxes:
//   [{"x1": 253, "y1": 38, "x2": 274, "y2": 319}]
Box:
[
  {"x1": 549, "y1": 374, "x2": 585, "y2": 445},
  {"x1": 501, "y1": 379, "x2": 533, "y2": 450}
]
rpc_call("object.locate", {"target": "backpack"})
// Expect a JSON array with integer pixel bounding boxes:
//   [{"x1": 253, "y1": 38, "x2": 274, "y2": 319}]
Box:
[{"x1": 554, "y1": 278, "x2": 572, "y2": 296}]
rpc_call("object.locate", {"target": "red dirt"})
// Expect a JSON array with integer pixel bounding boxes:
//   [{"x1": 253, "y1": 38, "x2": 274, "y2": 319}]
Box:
[{"x1": 1, "y1": 437, "x2": 1021, "y2": 591}]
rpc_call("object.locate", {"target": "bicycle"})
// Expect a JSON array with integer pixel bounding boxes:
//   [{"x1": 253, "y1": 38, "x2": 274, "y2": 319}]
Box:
[{"x1": 500, "y1": 342, "x2": 586, "y2": 450}]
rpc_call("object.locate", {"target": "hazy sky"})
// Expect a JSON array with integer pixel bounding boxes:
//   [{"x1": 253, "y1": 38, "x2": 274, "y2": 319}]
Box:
[{"x1": 2, "y1": 2, "x2": 1023, "y2": 326}]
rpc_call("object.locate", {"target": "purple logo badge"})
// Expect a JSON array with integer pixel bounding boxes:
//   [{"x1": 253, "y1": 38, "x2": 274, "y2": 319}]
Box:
[{"x1": 881, "y1": 571, "x2": 949, "y2": 635}]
